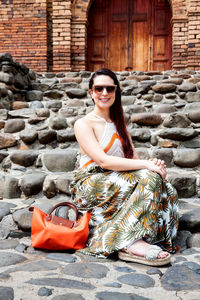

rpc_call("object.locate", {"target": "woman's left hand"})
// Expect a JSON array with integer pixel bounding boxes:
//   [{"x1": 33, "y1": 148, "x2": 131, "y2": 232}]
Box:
[{"x1": 149, "y1": 158, "x2": 166, "y2": 168}]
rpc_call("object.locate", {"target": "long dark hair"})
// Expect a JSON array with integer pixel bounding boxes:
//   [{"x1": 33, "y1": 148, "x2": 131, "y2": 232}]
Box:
[{"x1": 89, "y1": 68, "x2": 133, "y2": 158}]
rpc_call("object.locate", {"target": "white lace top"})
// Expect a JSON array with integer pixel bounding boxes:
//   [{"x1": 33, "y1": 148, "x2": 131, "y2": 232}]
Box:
[{"x1": 79, "y1": 114, "x2": 124, "y2": 168}]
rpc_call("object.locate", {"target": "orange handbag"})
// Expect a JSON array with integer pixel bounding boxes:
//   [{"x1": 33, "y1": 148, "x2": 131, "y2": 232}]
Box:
[{"x1": 30, "y1": 202, "x2": 91, "y2": 250}]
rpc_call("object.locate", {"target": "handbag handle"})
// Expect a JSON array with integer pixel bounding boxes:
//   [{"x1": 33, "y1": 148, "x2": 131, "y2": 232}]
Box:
[{"x1": 47, "y1": 202, "x2": 78, "y2": 221}]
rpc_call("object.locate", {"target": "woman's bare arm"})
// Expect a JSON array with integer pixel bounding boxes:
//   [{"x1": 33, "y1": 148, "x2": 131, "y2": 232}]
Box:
[{"x1": 74, "y1": 118, "x2": 166, "y2": 178}]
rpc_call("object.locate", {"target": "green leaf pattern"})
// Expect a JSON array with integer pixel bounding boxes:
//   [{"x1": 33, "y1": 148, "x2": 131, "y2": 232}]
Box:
[{"x1": 70, "y1": 166, "x2": 179, "y2": 258}]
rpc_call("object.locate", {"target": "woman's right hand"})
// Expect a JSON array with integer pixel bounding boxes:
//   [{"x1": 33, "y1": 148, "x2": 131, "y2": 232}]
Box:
[{"x1": 145, "y1": 160, "x2": 167, "y2": 179}]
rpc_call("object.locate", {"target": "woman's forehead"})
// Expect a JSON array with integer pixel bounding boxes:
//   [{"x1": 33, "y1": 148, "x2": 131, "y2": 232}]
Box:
[{"x1": 93, "y1": 75, "x2": 114, "y2": 85}]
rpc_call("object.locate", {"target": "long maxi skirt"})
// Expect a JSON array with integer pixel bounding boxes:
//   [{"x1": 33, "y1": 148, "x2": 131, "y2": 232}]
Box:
[{"x1": 70, "y1": 166, "x2": 179, "y2": 258}]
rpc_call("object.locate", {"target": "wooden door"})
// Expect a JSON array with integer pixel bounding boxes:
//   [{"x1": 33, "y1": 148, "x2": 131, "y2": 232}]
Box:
[{"x1": 87, "y1": 0, "x2": 172, "y2": 71}]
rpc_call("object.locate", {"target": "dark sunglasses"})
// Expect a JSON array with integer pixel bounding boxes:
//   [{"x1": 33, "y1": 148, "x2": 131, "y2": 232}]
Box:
[{"x1": 93, "y1": 85, "x2": 117, "y2": 94}]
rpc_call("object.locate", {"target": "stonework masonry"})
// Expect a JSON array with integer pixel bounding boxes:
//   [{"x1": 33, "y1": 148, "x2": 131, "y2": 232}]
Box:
[{"x1": 0, "y1": 0, "x2": 200, "y2": 72}]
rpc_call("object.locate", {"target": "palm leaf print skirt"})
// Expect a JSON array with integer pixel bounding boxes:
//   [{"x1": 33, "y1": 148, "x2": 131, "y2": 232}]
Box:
[{"x1": 70, "y1": 166, "x2": 179, "y2": 258}]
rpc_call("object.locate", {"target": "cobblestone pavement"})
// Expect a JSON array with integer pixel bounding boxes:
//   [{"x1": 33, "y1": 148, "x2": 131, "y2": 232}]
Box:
[{"x1": 0, "y1": 236, "x2": 200, "y2": 300}]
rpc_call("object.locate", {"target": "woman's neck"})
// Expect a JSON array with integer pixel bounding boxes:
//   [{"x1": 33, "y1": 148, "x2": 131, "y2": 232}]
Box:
[{"x1": 92, "y1": 108, "x2": 112, "y2": 123}]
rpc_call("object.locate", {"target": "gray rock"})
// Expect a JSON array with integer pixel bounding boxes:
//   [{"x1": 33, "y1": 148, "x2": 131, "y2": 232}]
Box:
[
  {"x1": 0, "y1": 150, "x2": 8, "y2": 163},
  {"x1": 115, "y1": 266, "x2": 135, "y2": 273},
  {"x1": 65, "y1": 99, "x2": 85, "y2": 107},
  {"x1": 57, "y1": 129, "x2": 76, "y2": 143},
  {"x1": 154, "y1": 104, "x2": 177, "y2": 113},
  {"x1": 38, "y1": 287, "x2": 52, "y2": 297},
  {"x1": 135, "y1": 148, "x2": 150, "y2": 160},
  {"x1": 130, "y1": 128, "x2": 151, "y2": 142},
  {"x1": 0, "y1": 108, "x2": 8, "y2": 120},
  {"x1": 20, "y1": 172, "x2": 46, "y2": 196},
  {"x1": 0, "y1": 287, "x2": 14, "y2": 300},
  {"x1": 161, "y1": 265, "x2": 200, "y2": 290},
  {"x1": 10, "y1": 151, "x2": 38, "y2": 167},
  {"x1": 132, "y1": 84, "x2": 151, "y2": 95},
  {"x1": 179, "y1": 207, "x2": 200, "y2": 232},
  {"x1": 178, "y1": 83, "x2": 197, "y2": 92},
  {"x1": 187, "y1": 233, "x2": 200, "y2": 248},
  {"x1": 153, "y1": 94, "x2": 163, "y2": 102},
  {"x1": 20, "y1": 129, "x2": 38, "y2": 144},
  {"x1": 46, "y1": 253, "x2": 77, "y2": 263},
  {"x1": 131, "y1": 113, "x2": 162, "y2": 126},
  {"x1": 173, "y1": 149, "x2": 200, "y2": 167},
  {"x1": 8, "y1": 108, "x2": 35, "y2": 118},
  {"x1": 188, "y1": 111, "x2": 200, "y2": 123},
  {"x1": 96, "y1": 291, "x2": 150, "y2": 300},
  {"x1": 183, "y1": 137, "x2": 200, "y2": 148},
  {"x1": 7, "y1": 259, "x2": 60, "y2": 273},
  {"x1": 185, "y1": 91, "x2": 200, "y2": 102},
  {"x1": 12, "y1": 207, "x2": 32, "y2": 230},
  {"x1": 175, "y1": 230, "x2": 193, "y2": 252},
  {"x1": 46, "y1": 100, "x2": 62, "y2": 111},
  {"x1": 0, "y1": 71, "x2": 14, "y2": 85},
  {"x1": 0, "y1": 251, "x2": 27, "y2": 267},
  {"x1": 38, "y1": 129, "x2": 57, "y2": 144},
  {"x1": 49, "y1": 116, "x2": 67, "y2": 130},
  {"x1": 120, "y1": 80, "x2": 137, "y2": 88},
  {"x1": 51, "y1": 294, "x2": 85, "y2": 300},
  {"x1": 0, "y1": 202, "x2": 16, "y2": 222},
  {"x1": 42, "y1": 149, "x2": 77, "y2": 172},
  {"x1": 165, "y1": 93, "x2": 176, "y2": 99},
  {"x1": 3, "y1": 176, "x2": 21, "y2": 199},
  {"x1": 161, "y1": 78, "x2": 183, "y2": 85},
  {"x1": 44, "y1": 89, "x2": 64, "y2": 99},
  {"x1": 29, "y1": 100, "x2": 44, "y2": 109},
  {"x1": 184, "y1": 102, "x2": 200, "y2": 113},
  {"x1": 35, "y1": 108, "x2": 50, "y2": 118},
  {"x1": 124, "y1": 105, "x2": 146, "y2": 114},
  {"x1": 43, "y1": 176, "x2": 57, "y2": 198},
  {"x1": 158, "y1": 128, "x2": 198, "y2": 141},
  {"x1": 26, "y1": 90, "x2": 43, "y2": 101},
  {"x1": 121, "y1": 96, "x2": 136, "y2": 105},
  {"x1": 4, "y1": 119, "x2": 25, "y2": 133},
  {"x1": 26, "y1": 277, "x2": 94, "y2": 290},
  {"x1": 63, "y1": 263, "x2": 109, "y2": 279},
  {"x1": 163, "y1": 113, "x2": 191, "y2": 128},
  {"x1": 152, "y1": 149, "x2": 173, "y2": 167},
  {"x1": 146, "y1": 269, "x2": 163, "y2": 275},
  {"x1": 152, "y1": 83, "x2": 176, "y2": 93},
  {"x1": 117, "y1": 273, "x2": 155, "y2": 288},
  {"x1": 59, "y1": 107, "x2": 78, "y2": 117},
  {"x1": 66, "y1": 88, "x2": 87, "y2": 98},
  {"x1": 55, "y1": 173, "x2": 73, "y2": 195},
  {"x1": 168, "y1": 174, "x2": 196, "y2": 197},
  {"x1": 0, "y1": 239, "x2": 19, "y2": 249},
  {"x1": 122, "y1": 85, "x2": 136, "y2": 96}
]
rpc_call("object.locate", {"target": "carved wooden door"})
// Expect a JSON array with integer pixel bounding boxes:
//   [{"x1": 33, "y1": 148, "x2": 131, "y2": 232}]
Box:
[{"x1": 87, "y1": 0, "x2": 172, "y2": 71}]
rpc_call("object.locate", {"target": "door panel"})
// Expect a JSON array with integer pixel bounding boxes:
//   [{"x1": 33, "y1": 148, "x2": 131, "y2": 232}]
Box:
[{"x1": 87, "y1": 0, "x2": 172, "y2": 71}]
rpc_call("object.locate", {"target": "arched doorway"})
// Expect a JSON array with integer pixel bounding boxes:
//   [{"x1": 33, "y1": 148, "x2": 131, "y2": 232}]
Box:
[{"x1": 87, "y1": 0, "x2": 172, "y2": 71}]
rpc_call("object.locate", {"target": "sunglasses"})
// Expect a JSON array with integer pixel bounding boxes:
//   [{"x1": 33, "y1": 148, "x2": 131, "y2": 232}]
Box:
[{"x1": 93, "y1": 85, "x2": 117, "y2": 94}]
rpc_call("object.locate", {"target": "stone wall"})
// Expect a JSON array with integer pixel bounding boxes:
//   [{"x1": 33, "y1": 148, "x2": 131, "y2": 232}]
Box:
[
  {"x1": 0, "y1": 53, "x2": 200, "y2": 204},
  {"x1": 1, "y1": 0, "x2": 200, "y2": 72}
]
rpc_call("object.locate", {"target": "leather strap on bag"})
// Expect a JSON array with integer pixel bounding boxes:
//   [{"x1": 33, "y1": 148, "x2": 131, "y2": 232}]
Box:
[{"x1": 30, "y1": 202, "x2": 79, "y2": 228}]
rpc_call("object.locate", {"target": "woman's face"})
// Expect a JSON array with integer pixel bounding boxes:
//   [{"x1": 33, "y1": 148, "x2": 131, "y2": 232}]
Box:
[{"x1": 90, "y1": 75, "x2": 116, "y2": 110}]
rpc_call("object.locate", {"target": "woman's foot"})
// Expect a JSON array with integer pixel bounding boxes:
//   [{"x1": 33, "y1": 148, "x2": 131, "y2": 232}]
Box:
[{"x1": 125, "y1": 239, "x2": 169, "y2": 260}]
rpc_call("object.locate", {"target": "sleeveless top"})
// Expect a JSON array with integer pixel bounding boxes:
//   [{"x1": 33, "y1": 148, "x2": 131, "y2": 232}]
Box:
[{"x1": 79, "y1": 114, "x2": 124, "y2": 168}]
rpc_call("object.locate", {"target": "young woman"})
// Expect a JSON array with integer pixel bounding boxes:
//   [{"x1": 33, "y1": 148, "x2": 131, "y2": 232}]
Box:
[{"x1": 70, "y1": 68, "x2": 179, "y2": 266}]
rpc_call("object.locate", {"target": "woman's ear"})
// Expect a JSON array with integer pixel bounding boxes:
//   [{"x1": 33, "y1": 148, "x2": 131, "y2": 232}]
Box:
[{"x1": 89, "y1": 89, "x2": 93, "y2": 97}]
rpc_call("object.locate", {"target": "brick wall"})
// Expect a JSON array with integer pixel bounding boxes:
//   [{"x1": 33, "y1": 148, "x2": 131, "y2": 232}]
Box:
[
  {"x1": 0, "y1": 0, "x2": 47, "y2": 71},
  {"x1": 1, "y1": 0, "x2": 200, "y2": 72}
]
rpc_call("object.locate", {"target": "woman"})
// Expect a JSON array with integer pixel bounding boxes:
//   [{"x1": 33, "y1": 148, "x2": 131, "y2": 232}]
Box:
[{"x1": 70, "y1": 68, "x2": 179, "y2": 266}]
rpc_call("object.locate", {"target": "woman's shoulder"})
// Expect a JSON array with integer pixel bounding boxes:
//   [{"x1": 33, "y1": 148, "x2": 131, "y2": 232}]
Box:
[{"x1": 74, "y1": 113, "x2": 94, "y2": 130}]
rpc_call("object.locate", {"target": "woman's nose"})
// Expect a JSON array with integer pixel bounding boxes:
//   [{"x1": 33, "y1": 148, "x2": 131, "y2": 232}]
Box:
[{"x1": 102, "y1": 87, "x2": 108, "y2": 95}]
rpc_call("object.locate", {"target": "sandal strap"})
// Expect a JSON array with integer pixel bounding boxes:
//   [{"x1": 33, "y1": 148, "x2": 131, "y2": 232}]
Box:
[{"x1": 145, "y1": 245, "x2": 162, "y2": 260}]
